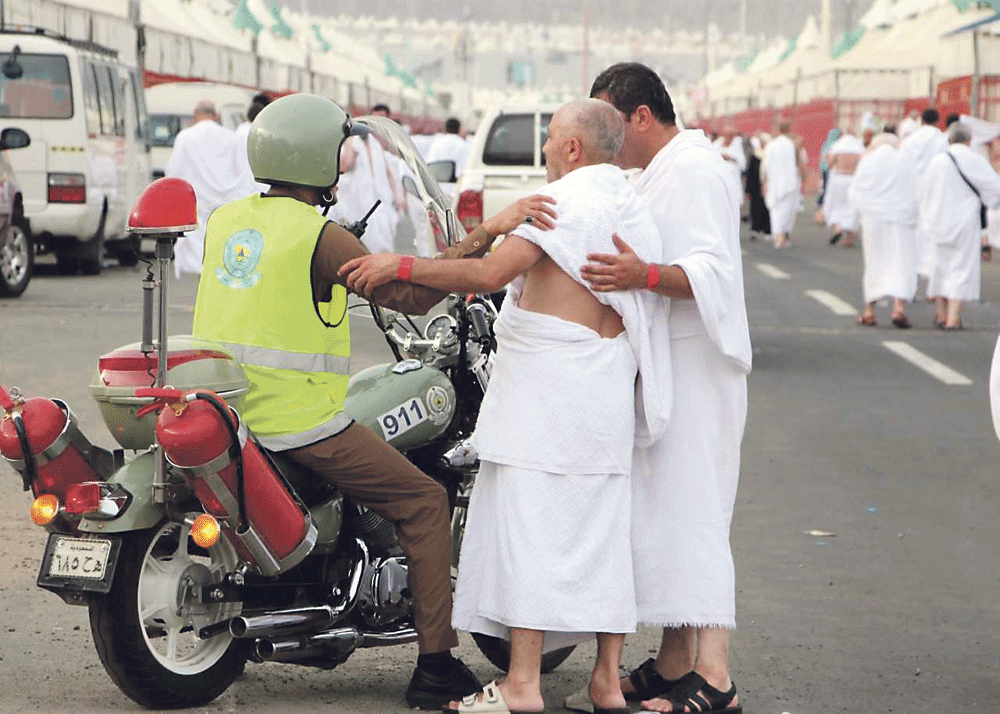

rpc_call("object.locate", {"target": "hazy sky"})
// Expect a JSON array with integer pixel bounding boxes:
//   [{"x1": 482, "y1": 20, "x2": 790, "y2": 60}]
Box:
[{"x1": 295, "y1": 0, "x2": 862, "y2": 39}]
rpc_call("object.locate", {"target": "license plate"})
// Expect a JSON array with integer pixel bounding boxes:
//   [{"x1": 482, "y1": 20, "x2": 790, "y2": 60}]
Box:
[{"x1": 38, "y1": 534, "x2": 120, "y2": 594}]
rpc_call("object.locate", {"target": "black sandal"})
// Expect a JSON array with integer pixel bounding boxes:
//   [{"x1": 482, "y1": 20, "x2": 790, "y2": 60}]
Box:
[
  {"x1": 625, "y1": 660, "x2": 692, "y2": 702},
  {"x1": 655, "y1": 673, "x2": 741, "y2": 713}
]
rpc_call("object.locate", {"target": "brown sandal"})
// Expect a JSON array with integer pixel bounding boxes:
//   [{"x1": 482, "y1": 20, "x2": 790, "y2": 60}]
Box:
[
  {"x1": 856, "y1": 315, "x2": 877, "y2": 327},
  {"x1": 891, "y1": 313, "x2": 911, "y2": 329}
]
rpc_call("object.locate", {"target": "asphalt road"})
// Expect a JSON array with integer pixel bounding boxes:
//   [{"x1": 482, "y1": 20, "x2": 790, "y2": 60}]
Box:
[{"x1": 1, "y1": 214, "x2": 999, "y2": 713}]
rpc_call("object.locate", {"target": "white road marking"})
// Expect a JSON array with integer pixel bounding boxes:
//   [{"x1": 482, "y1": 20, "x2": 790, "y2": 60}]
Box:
[
  {"x1": 805, "y1": 289, "x2": 858, "y2": 316},
  {"x1": 882, "y1": 341, "x2": 973, "y2": 385},
  {"x1": 755, "y1": 263, "x2": 790, "y2": 280}
]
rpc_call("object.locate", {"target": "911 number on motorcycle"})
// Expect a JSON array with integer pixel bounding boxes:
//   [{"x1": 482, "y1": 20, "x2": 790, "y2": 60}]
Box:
[{"x1": 379, "y1": 398, "x2": 427, "y2": 439}]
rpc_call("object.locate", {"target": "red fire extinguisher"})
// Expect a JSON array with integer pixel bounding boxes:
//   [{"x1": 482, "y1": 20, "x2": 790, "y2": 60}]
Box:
[
  {"x1": 138, "y1": 388, "x2": 314, "y2": 576},
  {"x1": 0, "y1": 384, "x2": 109, "y2": 498}
]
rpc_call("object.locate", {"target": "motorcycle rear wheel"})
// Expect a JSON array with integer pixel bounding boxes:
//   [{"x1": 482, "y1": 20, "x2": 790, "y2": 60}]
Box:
[
  {"x1": 89, "y1": 519, "x2": 247, "y2": 709},
  {"x1": 472, "y1": 632, "x2": 576, "y2": 674}
]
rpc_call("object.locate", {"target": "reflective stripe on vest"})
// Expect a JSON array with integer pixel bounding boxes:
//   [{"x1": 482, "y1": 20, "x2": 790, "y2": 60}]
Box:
[
  {"x1": 219, "y1": 342, "x2": 351, "y2": 375},
  {"x1": 192, "y1": 194, "x2": 350, "y2": 443}
]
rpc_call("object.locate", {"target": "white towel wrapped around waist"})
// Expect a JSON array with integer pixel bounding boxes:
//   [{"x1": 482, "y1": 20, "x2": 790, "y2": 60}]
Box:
[{"x1": 471, "y1": 303, "x2": 636, "y2": 475}]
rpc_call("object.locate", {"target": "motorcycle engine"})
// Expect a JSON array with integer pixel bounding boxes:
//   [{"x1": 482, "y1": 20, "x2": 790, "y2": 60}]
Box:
[{"x1": 358, "y1": 556, "x2": 412, "y2": 627}]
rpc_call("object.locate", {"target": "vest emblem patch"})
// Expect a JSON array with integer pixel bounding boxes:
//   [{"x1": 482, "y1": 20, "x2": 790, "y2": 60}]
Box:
[{"x1": 217, "y1": 229, "x2": 264, "y2": 289}]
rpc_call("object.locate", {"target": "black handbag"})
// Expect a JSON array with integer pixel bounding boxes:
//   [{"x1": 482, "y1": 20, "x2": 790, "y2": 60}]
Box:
[{"x1": 947, "y1": 152, "x2": 989, "y2": 229}]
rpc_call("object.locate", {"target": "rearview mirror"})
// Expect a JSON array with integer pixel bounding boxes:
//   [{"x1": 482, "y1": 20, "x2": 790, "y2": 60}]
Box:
[
  {"x1": 427, "y1": 160, "x2": 456, "y2": 184},
  {"x1": 2, "y1": 45, "x2": 23, "y2": 80},
  {"x1": 401, "y1": 175, "x2": 420, "y2": 198},
  {"x1": 0, "y1": 127, "x2": 30, "y2": 151}
]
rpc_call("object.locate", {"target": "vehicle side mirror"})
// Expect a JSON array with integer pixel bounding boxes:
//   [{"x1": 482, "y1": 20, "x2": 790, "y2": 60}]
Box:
[
  {"x1": 0, "y1": 127, "x2": 30, "y2": 150},
  {"x1": 427, "y1": 160, "x2": 456, "y2": 184},
  {"x1": 2, "y1": 45, "x2": 22, "y2": 80},
  {"x1": 401, "y1": 175, "x2": 420, "y2": 198}
]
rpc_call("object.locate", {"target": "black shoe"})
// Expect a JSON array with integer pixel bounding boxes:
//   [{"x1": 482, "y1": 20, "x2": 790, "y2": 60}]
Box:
[
  {"x1": 829, "y1": 232, "x2": 842, "y2": 245},
  {"x1": 405, "y1": 657, "x2": 482, "y2": 710}
]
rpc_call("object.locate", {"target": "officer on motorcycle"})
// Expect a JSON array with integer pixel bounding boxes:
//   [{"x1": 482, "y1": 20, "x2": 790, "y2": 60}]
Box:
[{"x1": 190, "y1": 93, "x2": 554, "y2": 708}]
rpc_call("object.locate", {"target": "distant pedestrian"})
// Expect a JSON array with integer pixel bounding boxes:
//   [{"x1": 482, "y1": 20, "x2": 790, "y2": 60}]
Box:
[
  {"x1": 166, "y1": 100, "x2": 245, "y2": 277},
  {"x1": 901, "y1": 108, "x2": 948, "y2": 283},
  {"x1": 920, "y1": 121, "x2": 1000, "y2": 329},
  {"x1": 848, "y1": 133, "x2": 919, "y2": 328},
  {"x1": 713, "y1": 122, "x2": 747, "y2": 209},
  {"x1": 762, "y1": 120, "x2": 802, "y2": 249},
  {"x1": 427, "y1": 118, "x2": 470, "y2": 180},
  {"x1": 816, "y1": 127, "x2": 840, "y2": 210},
  {"x1": 234, "y1": 92, "x2": 271, "y2": 197},
  {"x1": 823, "y1": 129, "x2": 864, "y2": 247},
  {"x1": 745, "y1": 134, "x2": 770, "y2": 240}
]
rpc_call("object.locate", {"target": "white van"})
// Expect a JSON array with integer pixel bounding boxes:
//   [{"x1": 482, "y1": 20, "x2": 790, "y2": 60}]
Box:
[
  {"x1": 146, "y1": 82, "x2": 258, "y2": 179},
  {"x1": 0, "y1": 27, "x2": 152, "y2": 274}
]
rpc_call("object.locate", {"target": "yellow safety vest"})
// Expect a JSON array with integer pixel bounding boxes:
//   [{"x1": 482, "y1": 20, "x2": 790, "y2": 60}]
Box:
[{"x1": 193, "y1": 194, "x2": 351, "y2": 449}]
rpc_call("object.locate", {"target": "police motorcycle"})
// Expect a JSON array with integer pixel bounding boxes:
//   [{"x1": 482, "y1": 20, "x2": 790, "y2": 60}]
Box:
[{"x1": 0, "y1": 115, "x2": 572, "y2": 709}]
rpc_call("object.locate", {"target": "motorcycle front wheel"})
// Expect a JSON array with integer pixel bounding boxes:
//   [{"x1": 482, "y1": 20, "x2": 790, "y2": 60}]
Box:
[{"x1": 89, "y1": 519, "x2": 247, "y2": 709}]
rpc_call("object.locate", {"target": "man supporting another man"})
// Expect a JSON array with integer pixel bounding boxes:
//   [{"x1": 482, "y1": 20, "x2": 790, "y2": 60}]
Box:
[
  {"x1": 848, "y1": 134, "x2": 920, "y2": 328},
  {"x1": 341, "y1": 98, "x2": 671, "y2": 714},
  {"x1": 920, "y1": 121, "x2": 1000, "y2": 330},
  {"x1": 582, "y1": 62, "x2": 750, "y2": 714}
]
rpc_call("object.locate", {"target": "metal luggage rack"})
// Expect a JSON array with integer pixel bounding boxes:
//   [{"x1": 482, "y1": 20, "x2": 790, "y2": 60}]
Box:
[{"x1": 0, "y1": 24, "x2": 118, "y2": 58}]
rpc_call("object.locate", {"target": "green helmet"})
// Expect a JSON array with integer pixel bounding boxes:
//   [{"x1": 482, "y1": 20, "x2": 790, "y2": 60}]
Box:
[{"x1": 247, "y1": 93, "x2": 351, "y2": 188}]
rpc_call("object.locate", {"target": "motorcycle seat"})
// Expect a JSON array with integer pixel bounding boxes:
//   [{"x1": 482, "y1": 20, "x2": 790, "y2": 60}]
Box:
[{"x1": 261, "y1": 447, "x2": 338, "y2": 508}]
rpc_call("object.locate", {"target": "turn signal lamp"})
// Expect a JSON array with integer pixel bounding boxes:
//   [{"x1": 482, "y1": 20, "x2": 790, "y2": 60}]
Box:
[
  {"x1": 190, "y1": 514, "x2": 221, "y2": 549},
  {"x1": 64, "y1": 482, "x2": 101, "y2": 515},
  {"x1": 30, "y1": 494, "x2": 60, "y2": 526}
]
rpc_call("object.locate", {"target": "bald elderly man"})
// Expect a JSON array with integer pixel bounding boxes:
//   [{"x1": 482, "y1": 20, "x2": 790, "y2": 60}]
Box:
[{"x1": 342, "y1": 98, "x2": 671, "y2": 714}]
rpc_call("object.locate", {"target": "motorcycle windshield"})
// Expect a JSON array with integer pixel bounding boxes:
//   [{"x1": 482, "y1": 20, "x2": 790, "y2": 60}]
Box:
[{"x1": 349, "y1": 116, "x2": 463, "y2": 252}]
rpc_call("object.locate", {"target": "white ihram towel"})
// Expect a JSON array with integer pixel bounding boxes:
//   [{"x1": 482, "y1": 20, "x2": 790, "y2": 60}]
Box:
[{"x1": 474, "y1": 163, "x2": 672, "y2": 457}]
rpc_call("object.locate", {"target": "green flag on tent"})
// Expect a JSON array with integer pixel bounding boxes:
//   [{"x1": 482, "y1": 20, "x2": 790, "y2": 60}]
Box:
[
  {"x1": 311, "y1": 24, "x2": 331, "y2": 52},
  {"x1": 232, "y1": 0, "x2": 263, "y2": 35},
  {"x1": 269, "y1": 2, "x2": 293, "y2": 40},
  {"x1": 777, "y1": 37, "x2": 797, "y2": 64},
  {"x1": 737, "y1": 49, "x2": 758, "y2": 72},
  {"x1": 424, "y1": 82, "x2": 435, "y2": 98},
  {"x1": 384, "y1": 53, "x2": 400, "y2": 78},
  {"x1": 831, "y1": 26, "x2": 866, "y2": 59},
  {"x1": 952, "y1": 0, "x2": 999, "y2": 10}
]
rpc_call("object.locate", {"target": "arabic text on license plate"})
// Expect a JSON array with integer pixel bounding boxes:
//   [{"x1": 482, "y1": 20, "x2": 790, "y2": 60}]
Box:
[
  {"x1": 48, "y1": 537, "x2": 111, "y2": 580},
  {"x1": 378, "y1": 398, "x2": 428, "y2": 439}
]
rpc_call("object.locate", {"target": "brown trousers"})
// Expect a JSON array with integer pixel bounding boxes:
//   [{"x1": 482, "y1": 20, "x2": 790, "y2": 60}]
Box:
[{"x1": 287, "y1": 422, "x2": 459, "y2": 654}]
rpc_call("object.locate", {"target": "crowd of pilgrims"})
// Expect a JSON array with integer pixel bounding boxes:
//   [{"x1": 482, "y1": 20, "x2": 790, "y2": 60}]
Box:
[
  {"x1": 711, "y1": 109, "x2": 1000, "y2": 330},
  {"x1": 164, "y1": 95, "x2": 474, "y2": 276}
]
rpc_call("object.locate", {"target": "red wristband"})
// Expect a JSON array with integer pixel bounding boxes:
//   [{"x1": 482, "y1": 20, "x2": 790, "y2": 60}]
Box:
[
  {"x1": 397, "y1": 255, "x2": 415, "y2": 281},
  {"x1": 645, "y1": 263, "x2": 660, "y2": 290}
]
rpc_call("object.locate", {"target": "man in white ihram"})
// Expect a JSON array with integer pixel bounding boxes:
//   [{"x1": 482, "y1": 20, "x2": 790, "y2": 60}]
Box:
[
  {"x1": 762, "y1": 120, "x2": 802, "y2": 249},
  {"x1": 822, "y1": 128, "x2": 865, "y2": 247},
  {"x1": 900, "y1": 108, "x2": 948, "y2": 283},
  {"x1": 712, "y1": 123, "x2": 746, "y2": 203},
  {"x1": 165, "y1": 100, "x2": 245, "y2": 277},
  {"x1": 848, "y1": 133, "x2": 920, "y2": 328},
  {"x1": 581, "y1": 61, "x2": 750, "y2": 714},
  {"x1": 340, "y1": 98, "x2": 671, "y2": 714},
  {"x1": 920, "y1": 121, "x2": 1000, "y2": 330}
]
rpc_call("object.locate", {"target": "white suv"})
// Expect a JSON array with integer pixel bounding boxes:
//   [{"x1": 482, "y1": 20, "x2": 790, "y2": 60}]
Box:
[{"x1": 451, "y1": 103, "x2": 560, "y2": 234}]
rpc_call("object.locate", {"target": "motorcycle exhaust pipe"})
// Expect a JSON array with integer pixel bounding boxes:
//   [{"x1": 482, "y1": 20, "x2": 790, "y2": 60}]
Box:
[
  {"x1": 257, "y1": 626, "x2": 362, "y2": 663},
  {"x1": 230, "y1": 605, "x2": 337, "y2": 639}
]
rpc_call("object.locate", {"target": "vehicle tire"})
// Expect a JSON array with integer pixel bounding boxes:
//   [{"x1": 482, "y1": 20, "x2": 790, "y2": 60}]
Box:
[
  {"x1": 56, "y1": 253, "x2": 79, "y2": 275},
  {"x1": 79, "y1": 203, "x2": 107, "y2": 276},
  {"x1": 88, "y1": 519, "x2": 246, "y2": 709},
  {"x1": 114, "y1": 235, "x2": 141, "y2": 267},
  {"x1": 0, "y1": 218, "x2": 32, "y2": 297},
  {"x1": 472, "y1": 632, "x2": 576, "y2": 675}
]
